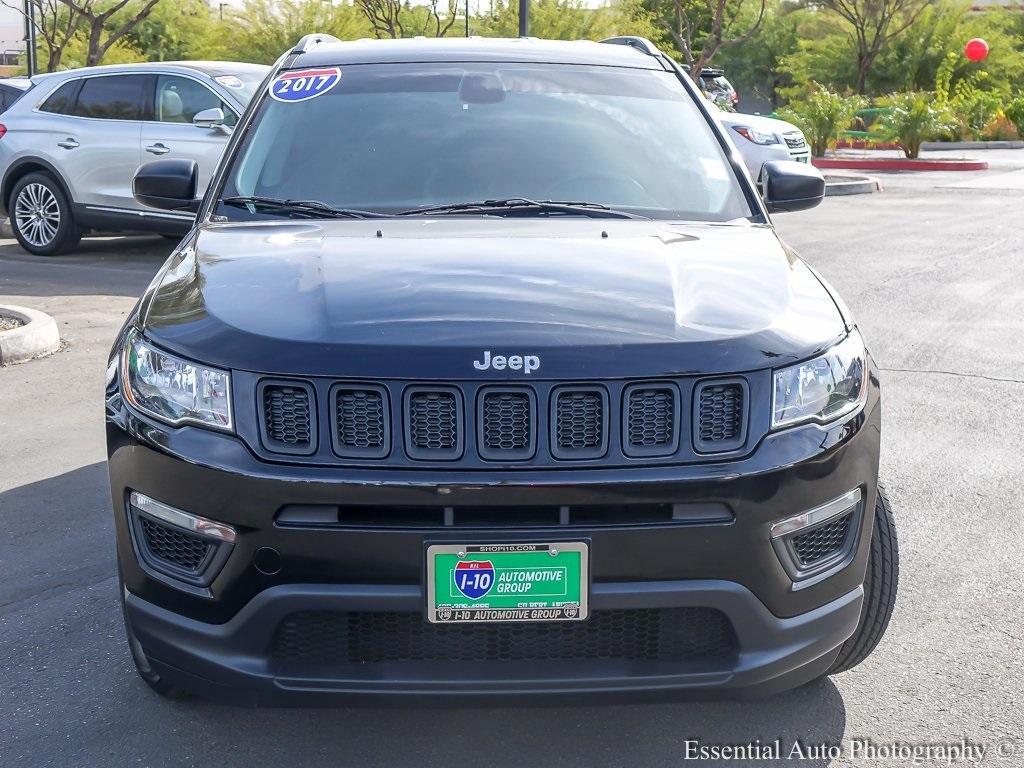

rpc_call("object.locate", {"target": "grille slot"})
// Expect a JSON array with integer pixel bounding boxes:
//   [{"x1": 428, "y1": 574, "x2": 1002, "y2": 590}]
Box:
[
  {"x1": 792, "y1": 512, "x2": 854, "y2": 567},
  {"x1": 138, "y1": 515, "x2": 213, "y2": 575},
  {"x1": 478, "y1": 388, "x2": 536, "y2": 461},
  {"x1": 404, "y1": 387, "x2": 463, "y2": 460},
  {"x1": 694, "y1": 380, "x2": 747, "y2": 453},
  {"x1": 272, "y1": 608, "x2": 738, "y2": 667},
  {"x1": 260, "y1": 380, "x2": 315, "y2": 454},
  {"x1": 623, "y1": 383, "x2": 679, "y2": 457},
  {"x1": 551, "y1": 387, "x2": 608, "y2": 460},
  {"x1": 331, "y1": 384, "x2": 390, "y2": 458}
]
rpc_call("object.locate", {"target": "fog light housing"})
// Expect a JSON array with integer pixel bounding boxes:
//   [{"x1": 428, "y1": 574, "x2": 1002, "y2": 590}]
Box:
[
  {"x1": 127, "y1": 491, "x2": 235, "y2": 589},
  {"x1": 771, "y1": 488, "x2": 862, "y2": 586}
]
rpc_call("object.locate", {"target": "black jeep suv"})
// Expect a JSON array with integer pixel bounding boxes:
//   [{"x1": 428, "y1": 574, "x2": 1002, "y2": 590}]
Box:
[{"x1": 106, "y1": 35, "x2": 897, "y2": 704}]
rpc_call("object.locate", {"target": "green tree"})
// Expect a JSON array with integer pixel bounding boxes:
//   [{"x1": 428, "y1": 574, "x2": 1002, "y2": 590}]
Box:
[
  {"x1": 714, "y1": 0, "x2": 808, "y2": 108},
  {"x1": 644, "y1": 0, "x2": 766, "y2": 78},
  {"x1": 124, "y1": 0, "x2": 228, "y2": 61},
  {"x1": 221, "y1": 0, "x2": 372, "y2": 64},
  {"x1": 476, "y1": 0, "x2": 656, "y2": 42}
]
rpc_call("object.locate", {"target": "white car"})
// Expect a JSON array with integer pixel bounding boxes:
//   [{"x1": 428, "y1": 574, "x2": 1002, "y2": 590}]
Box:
[{"x1": 716, "y1": 110, "x2": 811, "y2": 180}]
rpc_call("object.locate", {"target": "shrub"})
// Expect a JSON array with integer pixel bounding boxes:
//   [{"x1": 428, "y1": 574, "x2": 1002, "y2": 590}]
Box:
[
  {"x1": 1005, "y1": 97, "x2": 1024, "y2": 137},
  {"x1": 873, "y1": 92, "x2": 956, "y2": 158},
  {"x1": 778, "y1": 83, "x2": 867, "y2": 157}
]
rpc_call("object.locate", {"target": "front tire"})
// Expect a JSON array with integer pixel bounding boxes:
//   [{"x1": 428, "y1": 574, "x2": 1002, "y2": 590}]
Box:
[
  {"x1": 827, "y1": 484, "x2": 899, "y2": 675},
  {"x1": 9, "y1": 172, "x2": 81, "y2": 256}
]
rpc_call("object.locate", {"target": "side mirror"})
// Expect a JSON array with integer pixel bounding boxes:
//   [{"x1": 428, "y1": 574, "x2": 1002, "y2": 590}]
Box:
[
  {"x1": 134, "y1": 159, "x2": 200, "y2": 212},
  {"x1": 193, "y1": 107, "x2": 229, "y2": 132},
  {"x1": 760, "y1": 160, "x2": 825, "y2": 214}
]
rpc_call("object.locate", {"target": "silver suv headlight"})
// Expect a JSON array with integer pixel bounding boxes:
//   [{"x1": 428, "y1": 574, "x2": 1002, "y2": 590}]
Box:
[
  {"x1": 731, "y1": 125, "x2": 780, "y2": 145},
  {"x1": 121, "y1": 329, "x2": 232, "y2": 431},
  {"x1": 772, "y1": 330, "x2": 867, "y2": 429}
]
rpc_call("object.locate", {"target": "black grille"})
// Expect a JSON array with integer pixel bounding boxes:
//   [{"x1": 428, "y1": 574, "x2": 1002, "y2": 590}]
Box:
[
  {"x1": 261, "y1": 382, "x2": 314, "y2": 453},
  {"x1": 272, "y1": 608, "x2": 737, "y2": 667},
  {"x1": 552, "y1": 388, "x2": 607, "y2": 459},
  {"x1": 479, "y1": 389, "x2": 534, "y2": 460},
  {"x1": 332, "y1": 385, "x2": 389, "y2": 458},
  {"x1": 406, "y1": 388, "x2": 462, "y2": 459},
  {"x1": 138, "y1": 515, "x2": 212, "y2": 574},
  {"x1": 624, "y1": 384, "x2": 678, "y2": 457},
  {"x1": 784, "y1": 133, "x2": 806, "y2": 149},
  {"x1": 695, "y1": 380, "x2": 746, "y2": 452},
  {"x1": 793, "y1": 513, "x2": 853, "y2": 566}
]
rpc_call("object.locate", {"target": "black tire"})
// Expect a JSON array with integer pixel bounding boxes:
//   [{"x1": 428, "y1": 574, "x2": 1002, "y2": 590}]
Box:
[
  {"x1": 827, "y1": 484, "x2": 899, "y2": 674},
  {"x1": 120, "y1": 590, "x2": 190, "y2": 700},
  {"x1": 8, "y1": 171, "x2": 81, "y2": 256}
]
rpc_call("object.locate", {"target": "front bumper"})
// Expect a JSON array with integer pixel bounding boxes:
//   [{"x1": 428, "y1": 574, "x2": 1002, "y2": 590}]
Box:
[
  {"x1": 125, "y1": 580, "x2": 862, "y2": 705},
  {"x1": 108, "y1": 374, "x2": 880, "y2": 702}
]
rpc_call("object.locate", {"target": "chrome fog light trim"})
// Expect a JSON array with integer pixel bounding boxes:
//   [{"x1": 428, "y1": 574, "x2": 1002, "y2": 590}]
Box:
[
  {"x1": 129, "y1": 491, "x2": 236, "y2": 543},
  {"x1": 770, "y1": 488, "x2": 862, "y2": 539}
]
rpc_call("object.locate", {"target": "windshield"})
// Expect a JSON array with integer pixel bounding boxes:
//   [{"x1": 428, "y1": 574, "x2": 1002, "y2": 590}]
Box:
[{"x1": 216, "y1": 62, "x2": 752, "y2": 222}]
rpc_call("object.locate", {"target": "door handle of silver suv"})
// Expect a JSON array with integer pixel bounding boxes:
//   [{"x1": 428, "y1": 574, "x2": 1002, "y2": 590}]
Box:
[
  {"x1": 57, "y1": 138, "x2": 79, "y2": 149},
  {"x1": 145, "y1": 143, "x2": 170, "y2": 155}
]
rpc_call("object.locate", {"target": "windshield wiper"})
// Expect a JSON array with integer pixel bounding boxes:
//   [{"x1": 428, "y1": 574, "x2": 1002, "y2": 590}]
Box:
[
  {"x1": 221, "y1": 196, "x2": 387, "y2": 219},
  {"x1": 397, "y1": 198, "x2": 646, "y2": 220}
]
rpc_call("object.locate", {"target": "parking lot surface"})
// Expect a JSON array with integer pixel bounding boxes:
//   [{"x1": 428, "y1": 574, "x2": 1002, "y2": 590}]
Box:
[{"x1": 2, "y1": 163, "x2": 1023, "y2": 767}]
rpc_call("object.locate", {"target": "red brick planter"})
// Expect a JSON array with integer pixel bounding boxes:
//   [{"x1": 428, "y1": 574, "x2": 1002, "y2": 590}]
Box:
[{"x1": 812, "y1": 157, "x2": 988, "y2": 172}]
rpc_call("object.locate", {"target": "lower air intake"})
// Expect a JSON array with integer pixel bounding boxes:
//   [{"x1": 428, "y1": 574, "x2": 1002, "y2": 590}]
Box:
[{"x1": 272, "y1": 608, "x2": 738, "y2": 666}]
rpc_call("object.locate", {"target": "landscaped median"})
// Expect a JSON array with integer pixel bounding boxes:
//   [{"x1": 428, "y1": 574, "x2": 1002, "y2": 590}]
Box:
[
  {"x1": 0, "y1": 305, "x2": 61, "y2": 365},
  {"x1": 813, "y1": 156, "x2": 989, "y2": 171}
]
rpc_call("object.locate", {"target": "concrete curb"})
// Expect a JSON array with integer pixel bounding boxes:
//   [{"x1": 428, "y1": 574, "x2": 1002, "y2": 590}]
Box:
[
  {"x1": 813, "y1": 157, "x2": 988, "y2": 172},
  {"x1": 921, "y1": 140, "x2": 1024, "y2": 151},
  {"x1": 0, "y1": 304, "x2": 61, "y2": 365},
  {"x1": 824, "y1": 174, "x2": 882, "y2": 196}
]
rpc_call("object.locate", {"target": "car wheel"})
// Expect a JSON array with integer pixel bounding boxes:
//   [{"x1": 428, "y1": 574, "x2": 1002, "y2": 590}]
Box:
[
  {"x1": 9, "y1": 171, "x2": 81, "y2": 256},
  {"x1": 827, "y1": 484, "x2": 899, "y2": 675},
  {"x1": 120, "y1": 589, "x2": 190, "y2": 700}
]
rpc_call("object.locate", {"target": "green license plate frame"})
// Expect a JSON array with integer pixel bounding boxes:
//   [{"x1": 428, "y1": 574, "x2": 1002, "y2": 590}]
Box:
[{"x1": 425, "y1": 541, "x2": 589, "y2": 624}]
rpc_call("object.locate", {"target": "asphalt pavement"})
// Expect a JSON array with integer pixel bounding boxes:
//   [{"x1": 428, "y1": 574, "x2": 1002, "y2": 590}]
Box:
[{"x1": 1, "y1": 162, "x2": 1023, "y2": 767}]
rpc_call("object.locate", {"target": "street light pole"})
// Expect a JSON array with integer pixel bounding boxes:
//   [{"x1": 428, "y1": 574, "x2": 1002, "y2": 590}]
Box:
[
  {"x1": 465, "y1": 0, "x2": 469, "y2": 37},
  {"x1": 23, "y1": 0, "x2": 37, "y2": 76},
  {"x1": 518, "y1": 0, "x2": 528, "y2": 36}
]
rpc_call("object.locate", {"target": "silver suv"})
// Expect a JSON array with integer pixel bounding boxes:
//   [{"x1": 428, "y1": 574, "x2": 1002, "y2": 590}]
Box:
[{"x1": 0, "y1": 61, "x2": 268, "y2": 255}]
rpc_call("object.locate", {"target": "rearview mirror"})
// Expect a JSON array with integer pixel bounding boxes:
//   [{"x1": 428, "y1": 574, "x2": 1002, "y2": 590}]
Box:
[
  {"x1": 133, "y1": 159, "x2": 200, "y2": 212},
  {"x1": 193, "y1": 107, "x2": 228, "y2": 131},
  {"x1": 760, "y1": 160, "x2": 825, "y2": 214}
]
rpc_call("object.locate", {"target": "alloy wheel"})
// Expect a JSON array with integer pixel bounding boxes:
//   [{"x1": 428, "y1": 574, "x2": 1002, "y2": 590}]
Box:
[{"x1": 14, "y1": 182, "x2": 61, "y2": 248}]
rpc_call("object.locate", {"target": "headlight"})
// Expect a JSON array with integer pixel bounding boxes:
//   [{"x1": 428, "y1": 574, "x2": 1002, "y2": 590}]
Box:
[
  {"x1": 772, "y1": 330, "x2": 867, "y2": 429},
  {"x1": 731, "y1": 125, "x2": 780, "y2": 145},
  {"x1": 121, "y1": 329, "x2": 232, "y2": 431}
]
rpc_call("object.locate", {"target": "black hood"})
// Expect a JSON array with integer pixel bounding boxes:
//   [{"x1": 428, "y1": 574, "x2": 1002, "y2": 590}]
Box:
[{"x1": 141, "y1": 219, "x2": 846, "y2": 379}]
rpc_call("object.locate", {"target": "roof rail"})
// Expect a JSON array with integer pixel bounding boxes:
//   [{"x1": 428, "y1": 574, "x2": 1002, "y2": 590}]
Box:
[
  {"x1": 291, "y1": 32, "x2": 341, "y2": 55},
  {"x1": 598, "y1": 36, "x2": 662, "y2": 57}
]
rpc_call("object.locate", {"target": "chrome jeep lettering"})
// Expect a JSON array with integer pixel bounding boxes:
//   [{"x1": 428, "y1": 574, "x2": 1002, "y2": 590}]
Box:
[{"x1": 473, "y1": 351, "x2": 541, "y2": 374}]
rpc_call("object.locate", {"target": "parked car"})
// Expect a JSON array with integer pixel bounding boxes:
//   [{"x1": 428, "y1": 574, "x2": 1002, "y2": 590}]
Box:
[
  {"x1": 698, "y1": 67, "x2": 738, "y2": 109},
  {"x1": 107, "y1": 34, "x2": 897, "y2": 704},
  {"x1": 0, "y1": 61, "x2": 269, "y2": 256},
  {"x1": 0, "y1": 77, "x2": 31, "y2": 113},
  {"x1": 715, "y1": 106, "x2": 812, "y2": 179}
]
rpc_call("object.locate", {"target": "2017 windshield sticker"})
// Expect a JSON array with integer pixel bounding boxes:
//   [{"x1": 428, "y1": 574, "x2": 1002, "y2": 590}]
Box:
[{"x1": 269, "y1": 67, "x2": 341, "y2": 102}]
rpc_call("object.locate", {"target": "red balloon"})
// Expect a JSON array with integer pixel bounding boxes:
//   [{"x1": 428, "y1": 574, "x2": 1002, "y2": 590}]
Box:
[{"x1": 965, "y1": 38, "x2": 989, "y2": 62}]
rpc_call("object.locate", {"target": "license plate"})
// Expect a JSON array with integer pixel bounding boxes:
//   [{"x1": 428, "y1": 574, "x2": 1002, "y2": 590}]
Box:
[
  {"x1": 426, "y1": 542, "x2": 589, "y2": 623},
  {"x1": 797, "y1": 156, "x2": 809, "y2": 163}
]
